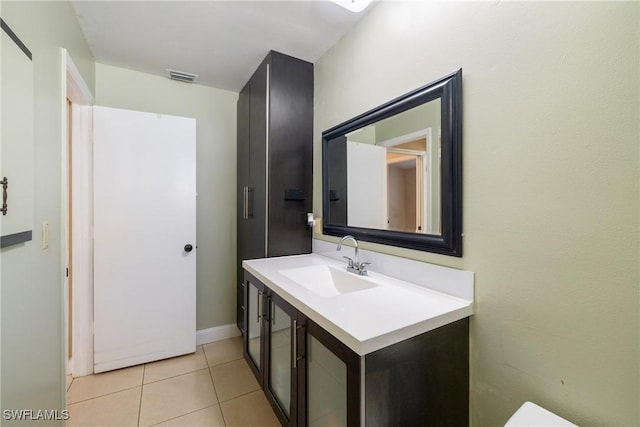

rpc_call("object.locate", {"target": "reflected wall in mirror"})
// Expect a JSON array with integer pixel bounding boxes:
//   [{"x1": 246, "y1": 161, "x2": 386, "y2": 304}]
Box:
[{"x1": 323, "y1": 69, "x2": 462, "y2": 256}]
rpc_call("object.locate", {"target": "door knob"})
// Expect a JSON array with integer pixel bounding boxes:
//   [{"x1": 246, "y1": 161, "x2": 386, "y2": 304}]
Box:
[{"x1": 184, "y1": 244, "x2": 193, "y2": 253}]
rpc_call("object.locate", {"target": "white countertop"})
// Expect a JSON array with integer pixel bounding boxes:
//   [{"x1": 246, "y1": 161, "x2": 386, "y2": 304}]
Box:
[{"x1": 243, "y1": 253, "x2": 473, "y2": 355}]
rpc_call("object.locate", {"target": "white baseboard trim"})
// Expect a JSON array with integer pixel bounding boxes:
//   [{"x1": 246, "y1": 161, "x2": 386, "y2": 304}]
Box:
[{"x1": 196, "y1": 324, "x2": 241, "y2": 346}]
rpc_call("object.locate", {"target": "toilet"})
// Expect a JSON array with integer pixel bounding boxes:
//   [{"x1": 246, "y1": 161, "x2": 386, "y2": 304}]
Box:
[{"x1": 505, "y1": 401, "x2": 577, "y2": 426}]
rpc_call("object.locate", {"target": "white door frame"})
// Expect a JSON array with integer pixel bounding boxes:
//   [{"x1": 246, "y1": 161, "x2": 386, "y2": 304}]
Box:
[{"x1": 62, "y1": 49, "x2": 94, "y2": 377}]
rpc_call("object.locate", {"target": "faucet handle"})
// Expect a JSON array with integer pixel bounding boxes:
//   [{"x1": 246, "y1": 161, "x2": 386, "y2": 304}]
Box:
[
  {"x1": 356, "y1": 262, "x2": 371, "y2": 275},
  {"x1": 343, "y1": 256, "x2": 354, "y2": 267}
]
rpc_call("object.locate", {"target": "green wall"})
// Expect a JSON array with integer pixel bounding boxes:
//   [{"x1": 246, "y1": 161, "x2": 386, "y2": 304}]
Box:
[
  {"x1": 94, "y1": 63, "x2": 238, "y2": 330},
  {"x1": 314, "y1": 2, "x2": 639, "y2": 426},
  {"x1": 1, "y1": 0, "x2": 94, "y2": 422}
]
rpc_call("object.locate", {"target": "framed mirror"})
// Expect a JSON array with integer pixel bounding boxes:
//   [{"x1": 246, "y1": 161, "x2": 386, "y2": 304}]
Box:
[{"x1": 322, "y1": 69, "x2": 462, "y2": 256}]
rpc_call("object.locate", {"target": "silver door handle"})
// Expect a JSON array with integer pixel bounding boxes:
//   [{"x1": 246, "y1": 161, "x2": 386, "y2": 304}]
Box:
[
  {"x1": 293, "y1": 319, "x2": 297, "y2": 369},
  {"x1": 293, "y1": 320, "x2": 304, "y2": 369},
  {"x1": 243, "y1": 186, "x2": 249, "y2": 220}
]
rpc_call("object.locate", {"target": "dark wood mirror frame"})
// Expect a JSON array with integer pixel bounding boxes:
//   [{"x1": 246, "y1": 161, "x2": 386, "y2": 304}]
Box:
[{"x1": 322, "y1": 69, "x2": 462, "y2": 257}]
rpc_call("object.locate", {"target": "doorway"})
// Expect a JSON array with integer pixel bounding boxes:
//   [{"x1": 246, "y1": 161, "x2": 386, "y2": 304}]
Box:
[
  {"x1": 63, "y1": 50, "x2": 94, "y2": 379},
  {"x1": 386, "y1": 149, "x2": 424, "y2": 233},
  {"x1": 385, "y1": 136, "x2": 427, "y2": 233}
]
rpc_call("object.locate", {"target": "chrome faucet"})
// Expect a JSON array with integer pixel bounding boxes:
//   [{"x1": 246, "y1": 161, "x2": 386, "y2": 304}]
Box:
[{"x1": 336, "y1": 235, "x2": 370, "y2": 275}]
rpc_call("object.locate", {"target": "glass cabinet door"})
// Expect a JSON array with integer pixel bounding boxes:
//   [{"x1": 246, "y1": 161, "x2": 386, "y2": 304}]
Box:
[
  {"x1": 269, "y1": 300, "x2": 292, "y2": 415},
  {"x1": 245, "y1": 277, "x2": 266, "y2": 384},
  {"x1": 306, "y1": 320, "x2": 360, "y2": 427},
  {"x1": 307, "y1": 334, "x2": 346, "y2": 427},
  {"x1": 265, "y1": 291, "x2": 301, "y2": 427}
]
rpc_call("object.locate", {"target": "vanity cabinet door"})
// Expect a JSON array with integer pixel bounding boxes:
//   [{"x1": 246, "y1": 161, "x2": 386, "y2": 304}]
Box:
[
  {"x1": 244, "y1": 274, "x2": 268, "y2": 386},
  {"x1": 264, "y1": 291, "x2": 304, "y2": 427},
  {"x1": 305, "y1": 319, "x2": 361, "y2": 427}
]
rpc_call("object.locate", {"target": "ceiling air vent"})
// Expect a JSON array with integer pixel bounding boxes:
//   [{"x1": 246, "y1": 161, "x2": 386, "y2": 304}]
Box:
[{"x1": 167, "y1": 69, "x2": 198, "y2": 83}]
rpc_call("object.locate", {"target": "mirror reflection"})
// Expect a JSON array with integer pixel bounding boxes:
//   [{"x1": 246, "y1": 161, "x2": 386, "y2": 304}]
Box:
[
  {"x1": 323, "y1": 69, "x2": 462, "y2": 256},
  {"x1": 326, "y1": 98, "x2": 442, "y2": 235}
]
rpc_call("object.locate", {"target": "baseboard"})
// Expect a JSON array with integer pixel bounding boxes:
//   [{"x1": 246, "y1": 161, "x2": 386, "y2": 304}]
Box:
[{"x1": 196, "y1": 323, "x2": 241, "y2": 346}]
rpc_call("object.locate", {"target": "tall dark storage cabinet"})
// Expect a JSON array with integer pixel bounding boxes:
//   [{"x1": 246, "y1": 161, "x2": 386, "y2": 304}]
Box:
[{"x1": 237, "y1": 51, "x2": 313, "y2": 334}]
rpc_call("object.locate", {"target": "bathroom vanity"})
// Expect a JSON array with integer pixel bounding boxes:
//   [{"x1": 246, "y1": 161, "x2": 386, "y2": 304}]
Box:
[{"x1": 242, "y1": 252, "x2": 473, "y2": 426}]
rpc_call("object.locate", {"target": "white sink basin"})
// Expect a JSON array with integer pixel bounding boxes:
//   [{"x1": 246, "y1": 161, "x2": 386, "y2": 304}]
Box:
[
  {"x1": 279, "y1": 264, "x2": 378, "y2": 298},
  {"x1": 244, "y1": 253, "x2": 474, "y2": 355}
]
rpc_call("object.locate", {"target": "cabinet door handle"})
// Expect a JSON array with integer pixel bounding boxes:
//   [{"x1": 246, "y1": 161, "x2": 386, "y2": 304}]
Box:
[
  {"x1": 293, "y1": 320, "x2": 304, "y2": 369},
  {"x1": 293, "y1": 319, "x2": 297, "y2": 369},
  {"x1": 257, "y1": 290, "x2": 263, "y2": 323},
  {"x1": 243, "y1": 186, "x2": 249, "y2": 220},
  {"x1": 243, "y1": 186, "x2": 254, "y2": 219}
]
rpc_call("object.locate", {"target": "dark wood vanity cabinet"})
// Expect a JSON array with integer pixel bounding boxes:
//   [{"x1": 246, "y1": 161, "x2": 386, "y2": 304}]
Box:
[
  {"x1": 243, "y1": 271, "x2": 469, "y2": 427},
  {"x1": 236, "y1": 51, "x2": 313, "y2": 334},
  {"x1": 243, "y1": 271, "x2": 360, "y2": 427},
  {"x1": 364, "y1": 318, "x2": 469, "y2": 426}
]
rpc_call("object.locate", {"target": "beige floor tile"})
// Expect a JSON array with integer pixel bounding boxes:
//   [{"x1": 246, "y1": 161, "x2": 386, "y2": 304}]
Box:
[
  {"x1": 220, "y1": 390, "x2": 281, "y2": 427},
  {"x1": 67, "y1": 386, "x2": 141, "y2": 427},
  {"x1": 139, "y1": 368, "x2": 218, "y2": 426},
  {"x1": 210, "y1": 358, "x2": 260, "y2": 402},
  {"x1": 67, "y1": 365, "x2": 144, "y2": 404},
  {"x1": 153, "y1": 404, "x2": 225, "y2": 427},
  {"x1": 144, "y1": 346, "x2": 208, "y2": 384},
  {"x1": 203, "y1": 337, "x2": 243, "y2": 367}
]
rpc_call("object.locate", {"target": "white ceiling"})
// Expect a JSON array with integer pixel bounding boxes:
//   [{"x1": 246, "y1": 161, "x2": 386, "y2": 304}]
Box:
[{"x1": 70, "y1": 1, "x2": 374, "y2": 92}]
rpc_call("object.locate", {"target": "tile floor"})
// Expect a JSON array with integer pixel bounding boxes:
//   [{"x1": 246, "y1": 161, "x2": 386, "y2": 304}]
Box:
[{"x1": 66, "y1": 337, "x2": 281, "y2": 427}]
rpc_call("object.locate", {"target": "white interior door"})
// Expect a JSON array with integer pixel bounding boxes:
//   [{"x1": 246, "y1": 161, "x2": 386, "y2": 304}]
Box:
[
  {"x1": 93, "y1": 106, "x2": 196, "y2": 373},
  {"x1": 346, "y1": 140, "x2": 387, "y2": 229}
]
